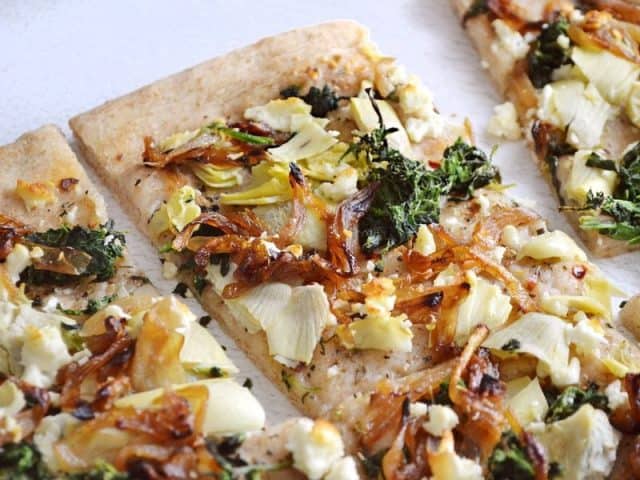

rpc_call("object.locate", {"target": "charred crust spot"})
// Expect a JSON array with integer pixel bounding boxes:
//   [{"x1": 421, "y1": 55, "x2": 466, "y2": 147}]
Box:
[{"x1": 59, "y1": 177, "x2": 79, "y2": 192}]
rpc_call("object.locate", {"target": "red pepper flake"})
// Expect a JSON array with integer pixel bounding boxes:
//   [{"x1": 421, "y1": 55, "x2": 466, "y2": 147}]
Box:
[
  {"x1": 428, "y1": 160, "x2": 440, "y2": 169},
  {"x1": 59, "y1": 177, "x2": 79, "y2": 192},
  {"x1": 572, "y1": 265, "x2": 587, "y2": 279}
]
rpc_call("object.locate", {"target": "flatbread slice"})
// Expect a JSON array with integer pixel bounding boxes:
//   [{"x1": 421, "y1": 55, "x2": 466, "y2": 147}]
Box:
[
  {"x1": 71, "y1": 20, "x2": 640, "y2": 478},
  {"x1": 451, "y1": 0, "x2": 640, "y2": 257},
  {"x1": 0, "y1": 126, "x2": 356, "y2": 480}
]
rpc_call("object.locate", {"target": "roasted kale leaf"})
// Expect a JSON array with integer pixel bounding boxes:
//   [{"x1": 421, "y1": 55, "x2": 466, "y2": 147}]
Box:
[
  {"x1": 544, "y1": 384, "x2": 609, "y2": 423},
  {"x1": 488, "y1": 431, "x2": 535, "y2": 480},
  {"x1": 281, "y1": 84, "x2": 342, "y2": 117},
  {"x1": 23, "y1": 221, "x2": 125, "y2": 285},
  {"x1": 527, "y1": 18, "x2": 572, "y2": 88},
  {"x1": 353, "y1": 126, "x2": 500, "y2": 253}
]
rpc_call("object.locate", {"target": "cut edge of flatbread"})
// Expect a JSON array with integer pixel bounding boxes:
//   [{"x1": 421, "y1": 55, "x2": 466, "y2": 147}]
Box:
[
  {"x1": 450, "y1": 0, "x2": 640, "y2": 258},
  {"x1": 0, "y1": 124, "x2": 108, "y2": 230}
]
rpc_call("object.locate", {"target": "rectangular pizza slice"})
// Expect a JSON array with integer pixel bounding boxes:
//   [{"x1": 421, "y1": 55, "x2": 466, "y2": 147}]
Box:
[
  {"x1": 0, "y1": 125, "x2": 358, "y2": 480},
  {"x1": 71, "y1": 20, "x2": 640, "y2": 478},
  {"x1": 452, "y1": 0, "x2": 640, "y2": 257}
]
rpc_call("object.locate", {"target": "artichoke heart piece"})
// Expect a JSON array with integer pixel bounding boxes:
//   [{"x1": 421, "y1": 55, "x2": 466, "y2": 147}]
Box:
[
  {"x1": 263, "y1": 284, "x2": 336, "y2": 364},
  {"x1": 454, "y1": 271, "x2": 511, "y2": 346},
  {"x1": 505, "y1": 377, "x2": 548, "y2": 427},
  {"x1": 350, "y1": 97, "x2": 412, "y2": 157},
  {"x1": 191, "y1": 162, "x2": 243, "y2": 189},
  {"x1": 517, "y1": 230, "x2": 587, "y2": 262},
  {"x1": 115, "y1": 378, "x2": 265, "y2": 435},
  {"x1": 337, "y1": 313, "x2": 413, "y2": 353},
  {"x1": 220, "y1": 161, "x2": 291, "y2": 206},
  {"x1": 244, "y1": 97, "x2": 312, "y2": 132},
  {"x1": 566, "y1": 83, "x2": 614, "y2": 150},
  {"x1": 565, "y1": 150, "x2": 618, "y2": 204},
  {"x1": 269, "y1": 119, "x2": 338, "y2": 164},
  {"x1": 253, "y1": 203, "x2": 327, "y2": 252},
  {"x1": 538, "y1": 80, "x2": 585, "y2": 129},
  {"x1": 157, "y1": 128, "x2": 201, "y2": 152},
  {"x1": 149, "y1": 185, "x2": 201, "y2": 234},
  {"x1": 571, "y1": 47, "x2": 640, "y2": 106},
  {"x1": 483, "y1": 312, "x2": 577, "y2": 387},
  {"x1": 297, "y1": 143, "x2": 352, "y2": 182},
  {"x1": 535, "y1": 405, "x2": 620, "y2": 480}
]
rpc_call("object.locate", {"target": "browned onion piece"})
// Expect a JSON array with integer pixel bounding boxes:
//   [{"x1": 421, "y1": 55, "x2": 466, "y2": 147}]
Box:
[
  {"x1": 327, "y1": 183, "x2": 377, "y2": 275},
  {"x1": 26, "y1": 243, "x2": 92, "y2": 276},
  {"x1": 586, "y1": 0, "x2": 640, "y2": 24},
  {"x1": 276, "y1": 163, "x2": 308, "y2": 248},
  {"x1": 569, "y1": 11, "x2": 640, "y2": 63},
  {"x1": 382, "y1": 418, "x2": 431, "y2": 480},
  {"x1": 0, "y1": 215, "x2": 29, "y2": 261},
  {"x1": 0, "y1": 379, "x2": 51, "y2": 445}
]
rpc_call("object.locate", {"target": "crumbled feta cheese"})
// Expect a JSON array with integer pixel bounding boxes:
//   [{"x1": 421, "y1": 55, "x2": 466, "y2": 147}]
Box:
[
  {"x1": 325, "y1": 456, "x2": 359, "y2": 480},
  {"x1": 287, "y1": 418, "x2": 344, "y2": 480},
  {"x1": 21, "y1": 325, "x2": 72, "y2": 388},
  {"x1": 374, "y1": 59, "x2": 408, "y2": 98},
  {"x1": 0, "y1": 381, "x2": 26, "y2": 417},
  {"x1": 605, "y1": 380, "x2": 629, "y2": 410},
  {"x1": 557, "y1": 34, "x2": 570, "y2": 49},
  {"x1": 316, "y1": 167, "x2": 359, "y2": 203},
  {"x1": 162, "y1": 260, "x2": 178, "y2": 280},
  {"x1": 405, "y1": 114, "x2": 445, "y2": 142},
  {"x1": 492, "y1": 19, "x2": 530, "y2": 60},
  {"x1": 414, "y1": 224, "x2": 436, "y2": 256},
  {"x1": 569, "y1": 9, "x2": 585, "y2": 23},
  {"x1": 487, "y1": 101, "x2": 522, "y2": 140},
  {"x1": 423, "y1": 405, "x2": 459, "y2": 436},
  {"x1": 429, "y1": 432, "x2": 483, "y2": 480},
  {"x1": 568, "y1": 317, "x2": 606, "y2": 356},
  {"x1": 5, "y1": 244, "x2": 31, "y2": 284},
  {"x1": 409, "y1": 401, "x2": 428, "y2": 418},
  {"x1": 397, "y1": 80, "x2": 434, "y2": 117},
  {"x1": 327, "y1": 365, "x2": 339, "y2": 377}
]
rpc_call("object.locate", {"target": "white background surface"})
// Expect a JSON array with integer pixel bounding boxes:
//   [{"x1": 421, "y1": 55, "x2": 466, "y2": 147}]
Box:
[{"x1": 2, "y1": 0, "x2": 639, "y2": 424}]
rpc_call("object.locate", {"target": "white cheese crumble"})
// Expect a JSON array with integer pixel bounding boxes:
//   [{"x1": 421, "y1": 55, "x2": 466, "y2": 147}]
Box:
[
  {"x1": 491, "y1": 19, "x2": 530, "y2": 60},
  {"x1": 605, "y1": 380, "x2": 629, "y2": 410},
  {"x1": 487, "y1": 101, "x2": 522, "y2": 140},
  {"x1": 325, "y1": 456, "x2": 359, "y2": 480},
  {"x1": 287, "y1": 418, "x2": 345, "y2": 480},
  {"x1": 161, "y1": 260, "x2": 178, "y2": 280},
  {"x1": 409, "y1": 401, "x2": 428, "y2": 418},
  {"x1": 423, "y1": 405, "x2": 459, "y2": 436},
  {"x1": 5, "y1": 244, "x2": 31, "y2": 283}
]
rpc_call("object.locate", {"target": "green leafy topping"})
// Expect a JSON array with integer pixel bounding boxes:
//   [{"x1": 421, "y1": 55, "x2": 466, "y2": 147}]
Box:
[
  {"x1": 440, "y1": 139, "x2": 501, "y2": 200},
  {"x1": 527, "y1": 18, "x2": 572, "y2": 88},
  {"x1": 0, "y1": 442, "x2": 52, "y2": 480},
  {"x1": 585, "y1": 152, "x2": 617, "y2": 172},
  {"x1": 579, "y1": 144, "x2": 640, "y2": 243},
  {"x1": 24, "y1": 221, "x2": 125, "y2": 285},
  {"x1": 500, "y1": 338, "x2": 521, "y2": 352},
  {"x1": 281, "y1": 84, "x2": 342, "y2": 117},
  {"x1": 212, "y1": 124, "x2": 274, "y2": 146},
  {"x1": 463, "y1": 0, "x2": 489, "y2": 24},
  {"x1": 65, "y1": 461, "x2": 130, "y2": 479},
  {"x1": 488, "y1": 431, "x2": 535, "y2": 480},
  {"x1": 193, "y1": 274, "x2": 208, "y2": 295},
  {"x1": 545, "y1": 384, "x2": 609, "y2": 423},
  {"x1": 58, "y1": 294, "x2": 117, "y2": 317},
  {"x1": 205, "y1": 436, "x2": 290, "y2": 480},
  {"x1": 352, "y1": 99, "x2": 500, "y2": 253},
  {"x1": 190, "y1": 365, "x2": 226, "y2": 379}
]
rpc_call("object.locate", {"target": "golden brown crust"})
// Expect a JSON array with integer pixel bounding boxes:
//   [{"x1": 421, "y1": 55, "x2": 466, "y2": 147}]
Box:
[{"x1": 0, "y1": 125, "x2": 107, "y2": 229}]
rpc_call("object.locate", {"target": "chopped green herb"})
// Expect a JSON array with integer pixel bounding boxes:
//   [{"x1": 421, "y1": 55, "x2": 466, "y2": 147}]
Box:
[
  {"x1": 0, "y1": 442, "x2": 52, "y2": 480},
  {"x1": 500, "y1": 339, "x2": 521, "y2": 352},
  {"x1": 352, "y1": 97, "x2": 499, "y2": 253},
  {"x1": 585, "y1": 152, "x2": 617, "y2": 172},
  {"x1": 281, "y1": 84, "x2": 342, "y2": 118},
  {"x1": 527, "y1": 18, "x2": 572, "y2": 88},
  {"x1": 212, "y1": 124, "x2": 274, "y2": 146},
  {"x1": 199, "y1": 315, "x2": 212, "y2": 327},
  {"x1": 173, "y1": 282, "x2": 189, "y2": 298},
  {"x1": 65, "y1": 461, "x2": 130, "y2": 479},
  {"x1": 24, "y1": 221, "x2": 125, "y2": 285},
  {"x1": 545, "y1": 384, "x2": 609, "y2": 423},
  {"x1": 58, "y1": 294, "x2": 116, "y2": 316},
  {"x1": 488, "y1": 431, "x2": 535, "y2": 480},
  {"x1": 243, "y1": 378, "x2": 253, "y2": 390},
  {"x1": 193, "y1": 274, "x2": 208, "y2": 295}
]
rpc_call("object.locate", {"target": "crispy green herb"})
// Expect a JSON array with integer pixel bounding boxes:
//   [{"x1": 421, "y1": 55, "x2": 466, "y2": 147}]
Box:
[
  {"x1": 488, "y1": 431, "x2": 535, "y2": 480},
  {"x1": 500, "y1": 338, "x2": 521, "y2": 352},
  {"x1": 281, "y1": 84, "x2": 342, "y2": 117},
  {"x1": 463, "y1": 0, "x2": 489, "y2": 24},
  {"x1": 440, "y1": 139, "x2": 501, "y2": 200},
  {"x1": 193, "y1": 274, "x2": 208, "y2": 295},
  {"x1": 65, "y1": 461, "x2": 130, "y2": 479},
  {"x1": 545, "y1": 384, "x2": 609, "y2": 423},
  {"x1": 24, "y1": 221, "x2": 125, "y2": 285},
  {"x1": 212, "y1": 124, "x2": 274, "y2": 146},
  {"x1": 579, "y1": 145, "x2": 640, "y2": 243},
  {"x1": 527, "y1": 18, "x2": 572, "y2": 88},
  {"x1": 352, "y1": 97, "x2": 500, "y2": 253},
  {"x1": 58, "y1": 294, "x2": 116, "y2": 317},
  {"x1": 0, "y1": 442, "x2": 52, "y2": 480}
]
